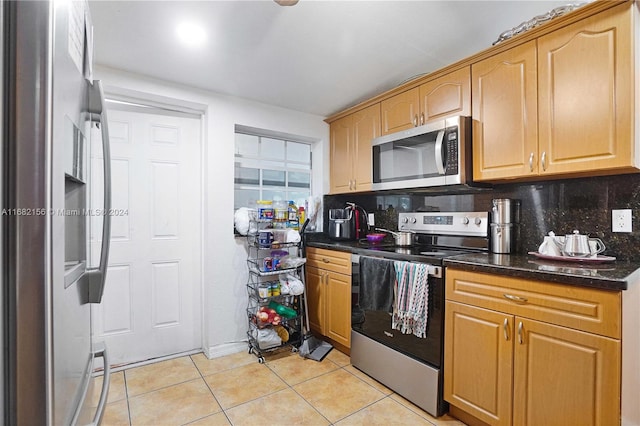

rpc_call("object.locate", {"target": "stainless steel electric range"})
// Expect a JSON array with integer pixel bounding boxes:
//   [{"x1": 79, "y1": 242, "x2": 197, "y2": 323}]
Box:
[{"x1": 350, "y1": 211, "x2": 489, "y2": 418}]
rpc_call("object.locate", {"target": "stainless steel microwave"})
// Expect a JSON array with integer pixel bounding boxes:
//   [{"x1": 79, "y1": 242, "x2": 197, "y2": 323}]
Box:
[{"x1": 371, "y1": 116, "x2": 471, "y2": 191}]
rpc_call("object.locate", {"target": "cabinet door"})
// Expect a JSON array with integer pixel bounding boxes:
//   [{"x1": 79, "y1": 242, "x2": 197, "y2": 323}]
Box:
[
  {"x1": 444, "y1": 301, "x2": 513, "y2": 426},
  {"x1": 472, "y1": 41, "x2": 538, "y2": 181},
  {"x1": 325, "y1": 270, "x2": 351, "y2": 348},
  {"x1": 419, "y1": 67, "x2": 471, "y2": 123},
  {"x1": 538, "y1": 4, "x2": 632, "y2": 176},
  {"x1": 513, "y1": 318, "x2": 621, "y2": 426},
  {"x1": 380, "y1": 87, "x2": 420, "y2": 135},
  {"x1": 329, "y1": 115, "x2": 353, "y2": 194},
  {"x1": 351, "y1": 103, "x2": 380, "y2": 192},
  {"x1": 305, "y1": 266, "x2": 325, "y2": 335}
]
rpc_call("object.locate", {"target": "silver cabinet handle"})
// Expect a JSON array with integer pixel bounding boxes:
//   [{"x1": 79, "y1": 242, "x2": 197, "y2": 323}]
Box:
[
  {"x1": 86, "y1": 80, "x2": 112, "y2": 304},
  {"x1": 529, "y1": 152, "x2": 534, "y2": 172},
  {"x1": 504, "y1": 293, "x2": 528, "y2": 303},
  {"x1": 503, "y1": 318, "x2": 509, "y2": 341},
  {"x1": 541, "y1": 151, "x2": 547, "y2": 171},
  {"x1": 413, "y1": 114, "x2": 418, "y2": 127},
  {"x1": 420, "y1": 112, "x2": 425, "y2": 125},
  {"x1": 518, "y1": 321, "x2": 524, "y2": 344}
]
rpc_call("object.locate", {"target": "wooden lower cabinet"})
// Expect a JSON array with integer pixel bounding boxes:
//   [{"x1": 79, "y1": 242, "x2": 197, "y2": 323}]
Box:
[
  {"x1": 305, "y1": 248, "x2": 352, "y2": 349},
  {"x1": 445, "y1": 301, "x2": 513, "y2": 425},
  {"x1": 305, "y1": 265, "x2": 325, "y2": 335},
  {"x1": 512, "y1": 318, "x2": 620, "y2": 426},
  {"x1": 444, "y1": 270, "x2": 621, "y2": 426}
]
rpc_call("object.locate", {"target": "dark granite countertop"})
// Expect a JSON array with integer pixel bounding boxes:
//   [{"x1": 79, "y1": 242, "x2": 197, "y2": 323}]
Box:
[
  {"x1": 304, "y1": 233, "x2": 640, "y2": 291},
  {"x1": 443, "y1": 253, "x2": 640, "y2": 291}
]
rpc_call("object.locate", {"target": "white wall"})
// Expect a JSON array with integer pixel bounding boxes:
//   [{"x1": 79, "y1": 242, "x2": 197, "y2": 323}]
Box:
[{"x1": 94, "y1": 65, "x2": 329, "y2": 358}]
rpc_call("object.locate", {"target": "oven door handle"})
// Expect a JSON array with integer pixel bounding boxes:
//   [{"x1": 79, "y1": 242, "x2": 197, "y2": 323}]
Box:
[
  {"x1": 426, "y1": 265, "x2": 442, "y2": 278},
  {"x1": 434, "y1": 130, "x2": 446, "y2": 175}
]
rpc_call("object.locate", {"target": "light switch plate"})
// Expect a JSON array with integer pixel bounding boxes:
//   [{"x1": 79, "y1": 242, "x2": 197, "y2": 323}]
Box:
[
  {"x1": 612, "y1": 209, "x2": 632, "y2": 233},
  {"x1": 368, "y1": 213, "x2": 375, "y2": 226}
]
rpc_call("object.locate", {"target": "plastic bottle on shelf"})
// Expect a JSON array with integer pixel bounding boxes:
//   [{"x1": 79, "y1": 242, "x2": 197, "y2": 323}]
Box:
[
  {"x1": 298, "y1": 206, "x2": 305, "y2": 228},
  {"x1": 273, "y1": 199, "x2": 288, "y2": 229},
  {"x1": 287, "y1": 201, "x2": 299, "y2": 230},
  {"x1": 268, "y1": 300, "x2": 297, "y2": 318}
]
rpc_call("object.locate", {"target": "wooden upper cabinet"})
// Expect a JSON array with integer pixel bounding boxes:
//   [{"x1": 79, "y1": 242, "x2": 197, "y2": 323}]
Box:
[
  {"x1": 473, "y1": 3, "x2": 635, "y2": 183},
  {"x1": 352, "y1": 105, "x2": 379, "y2": 191},
  {"x1": 329, "y1": 115, "x2": 352, "y2": 194},
  {"x1": 329, "y1": 103, "x2": 380, "y2": 194},
  {"x1": 381, "y1": 88, "x2": 420, "y2": 135},
  {"x1": 420, "y1": 67, "x2": 471, "y2": 123},
  {"x1": 381, "y1": 67, "x2": 471, "y2": 136},
  {"x1": 537, "y1": 4, "x2": 633, "y2": 176},
  {"x1": 472, "y1": 41, "x2": 538, "y2": 181}
]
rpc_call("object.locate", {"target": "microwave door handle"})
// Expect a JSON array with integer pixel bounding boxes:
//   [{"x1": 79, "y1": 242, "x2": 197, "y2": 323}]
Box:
[{"x1": 434, "y1": 130, "x2": 445, "y2": 175}]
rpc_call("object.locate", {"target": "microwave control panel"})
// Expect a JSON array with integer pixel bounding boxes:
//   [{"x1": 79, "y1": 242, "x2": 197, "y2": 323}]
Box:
[{"x1": 444, "y1": 128, "x2": 458, "y2": 175}]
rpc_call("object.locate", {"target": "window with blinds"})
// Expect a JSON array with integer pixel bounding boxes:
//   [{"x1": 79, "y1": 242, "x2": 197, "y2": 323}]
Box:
[{"x1": 234, "y1": 130, "x2": 312, "y2": 211}]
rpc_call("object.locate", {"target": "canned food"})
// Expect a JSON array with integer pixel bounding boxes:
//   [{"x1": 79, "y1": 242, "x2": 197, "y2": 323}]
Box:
[
  {"x1": 263, "y1": 257, "x2": 273, "y2": 271},
  {"x1": 258, "y1": 284, "x2": 269, "y2": 298},
  {"x1": 257, "y1": 200, "x2": 274, "y2": 221},
  {"x1": 270, "y1": 282, "x2": 281, "y2": 297}
]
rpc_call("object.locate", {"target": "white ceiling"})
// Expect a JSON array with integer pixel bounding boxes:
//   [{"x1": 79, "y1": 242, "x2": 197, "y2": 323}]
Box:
[{"x1": 89, "y1": 0, "x2": 575, "y2": 117}]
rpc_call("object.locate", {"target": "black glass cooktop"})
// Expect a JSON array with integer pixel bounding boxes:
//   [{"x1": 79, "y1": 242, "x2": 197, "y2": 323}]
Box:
[{"x1": 353, "y1": 242, "x2": 479, "y2": 263}]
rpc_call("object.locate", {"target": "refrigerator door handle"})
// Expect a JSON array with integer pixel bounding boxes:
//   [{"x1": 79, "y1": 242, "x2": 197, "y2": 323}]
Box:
[
  {"x1": 86, "y1": 80, "x2": 112, "y2": 303},
  {"x1": 70, "y1": 342, "x2": 110, "y2": 426},
  {"x1": 90, "y1": 342, "x2": 110, "y2": 426}
]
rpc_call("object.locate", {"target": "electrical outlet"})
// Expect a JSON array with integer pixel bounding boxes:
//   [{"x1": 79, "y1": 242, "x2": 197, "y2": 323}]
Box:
[
  {"x1": 368, "y1": 213, "x2": 375, "y2": 226},
  {"x1": 612, "y1": 209, "x2": 632, "y2": 233}
]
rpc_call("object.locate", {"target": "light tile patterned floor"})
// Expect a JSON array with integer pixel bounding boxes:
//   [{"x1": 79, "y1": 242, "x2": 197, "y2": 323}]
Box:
[{"x1": 92, "y1": 349, "x2": 466, "y2": 426}]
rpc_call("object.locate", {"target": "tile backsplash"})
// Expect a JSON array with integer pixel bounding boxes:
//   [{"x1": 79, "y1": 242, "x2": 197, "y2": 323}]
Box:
[{"x1": 324, "y1": 173, "x2": 640, "y2": 261}]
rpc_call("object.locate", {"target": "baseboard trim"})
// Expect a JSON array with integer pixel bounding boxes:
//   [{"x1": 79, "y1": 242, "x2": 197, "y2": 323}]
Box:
[
  {"x1": 449, "y1": 405, "x2": 490, "y2": 426},
  {"x1": 203, "y1": 341, "x2": 248, "y2": 359}
]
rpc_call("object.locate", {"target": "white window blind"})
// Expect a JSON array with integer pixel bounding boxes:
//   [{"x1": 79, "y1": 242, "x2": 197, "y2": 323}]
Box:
[{"x1": 234, "y1": 129, "x2": 312, "y2": 210}]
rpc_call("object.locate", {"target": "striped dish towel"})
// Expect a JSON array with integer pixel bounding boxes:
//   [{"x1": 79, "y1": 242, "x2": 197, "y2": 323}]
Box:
[{"x1": 392, "y1": 261, "x2": 430, "y2": 338}]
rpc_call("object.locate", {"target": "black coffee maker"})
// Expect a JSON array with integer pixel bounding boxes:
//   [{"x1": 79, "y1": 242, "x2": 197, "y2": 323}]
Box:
[{"x1": 328, "y1": 203, "x2": 369, "y2": 241}]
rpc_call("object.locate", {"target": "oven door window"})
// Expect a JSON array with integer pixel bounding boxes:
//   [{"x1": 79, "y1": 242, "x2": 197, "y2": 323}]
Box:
[{"x1": 372, "y1": 130, "x2": 446, "y2": 184}]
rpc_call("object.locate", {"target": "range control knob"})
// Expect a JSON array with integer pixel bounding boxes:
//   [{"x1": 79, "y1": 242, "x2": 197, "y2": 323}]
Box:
[
  {"x1": 410, "y1": 217, "x2": 417, "y2": 224},
  {"x1": 401, "y1": 217, "x2": 409, "y2": 224},
  {"x1": 461, "y1": 217, "x2": 470, "y2": 225},
  {"x1": 474, "y1": 217, "x2": 483, "y2": 226}
]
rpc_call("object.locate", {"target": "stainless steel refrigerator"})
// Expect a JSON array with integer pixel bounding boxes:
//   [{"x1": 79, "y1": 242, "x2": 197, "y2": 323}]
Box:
[{"x1": 2, "y1": 1, "x2": 112, "y2": 424}]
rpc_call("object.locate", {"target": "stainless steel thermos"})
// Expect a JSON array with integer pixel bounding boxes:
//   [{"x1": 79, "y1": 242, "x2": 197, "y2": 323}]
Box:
[{"x1": 490, "y1": 198, "x2": 521, "y2": 254}]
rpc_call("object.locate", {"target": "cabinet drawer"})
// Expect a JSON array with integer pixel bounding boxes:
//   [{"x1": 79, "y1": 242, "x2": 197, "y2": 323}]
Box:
[
  {"x1": 306, "y1": 247, "x2": 352, "y2": 275},
  {"x1": 446, "y1": 269, "x2": 621, "y2": 339}
]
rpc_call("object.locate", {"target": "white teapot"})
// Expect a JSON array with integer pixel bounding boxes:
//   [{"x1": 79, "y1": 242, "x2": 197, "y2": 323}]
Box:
[{"x1": 538, "y1": 231, "x2": 563, "y2": 256}]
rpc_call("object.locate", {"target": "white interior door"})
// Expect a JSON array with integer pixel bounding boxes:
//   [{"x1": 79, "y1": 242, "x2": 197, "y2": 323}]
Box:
[{"x1": 90, "y1": 104, "x2": 202, "y2": 366}]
